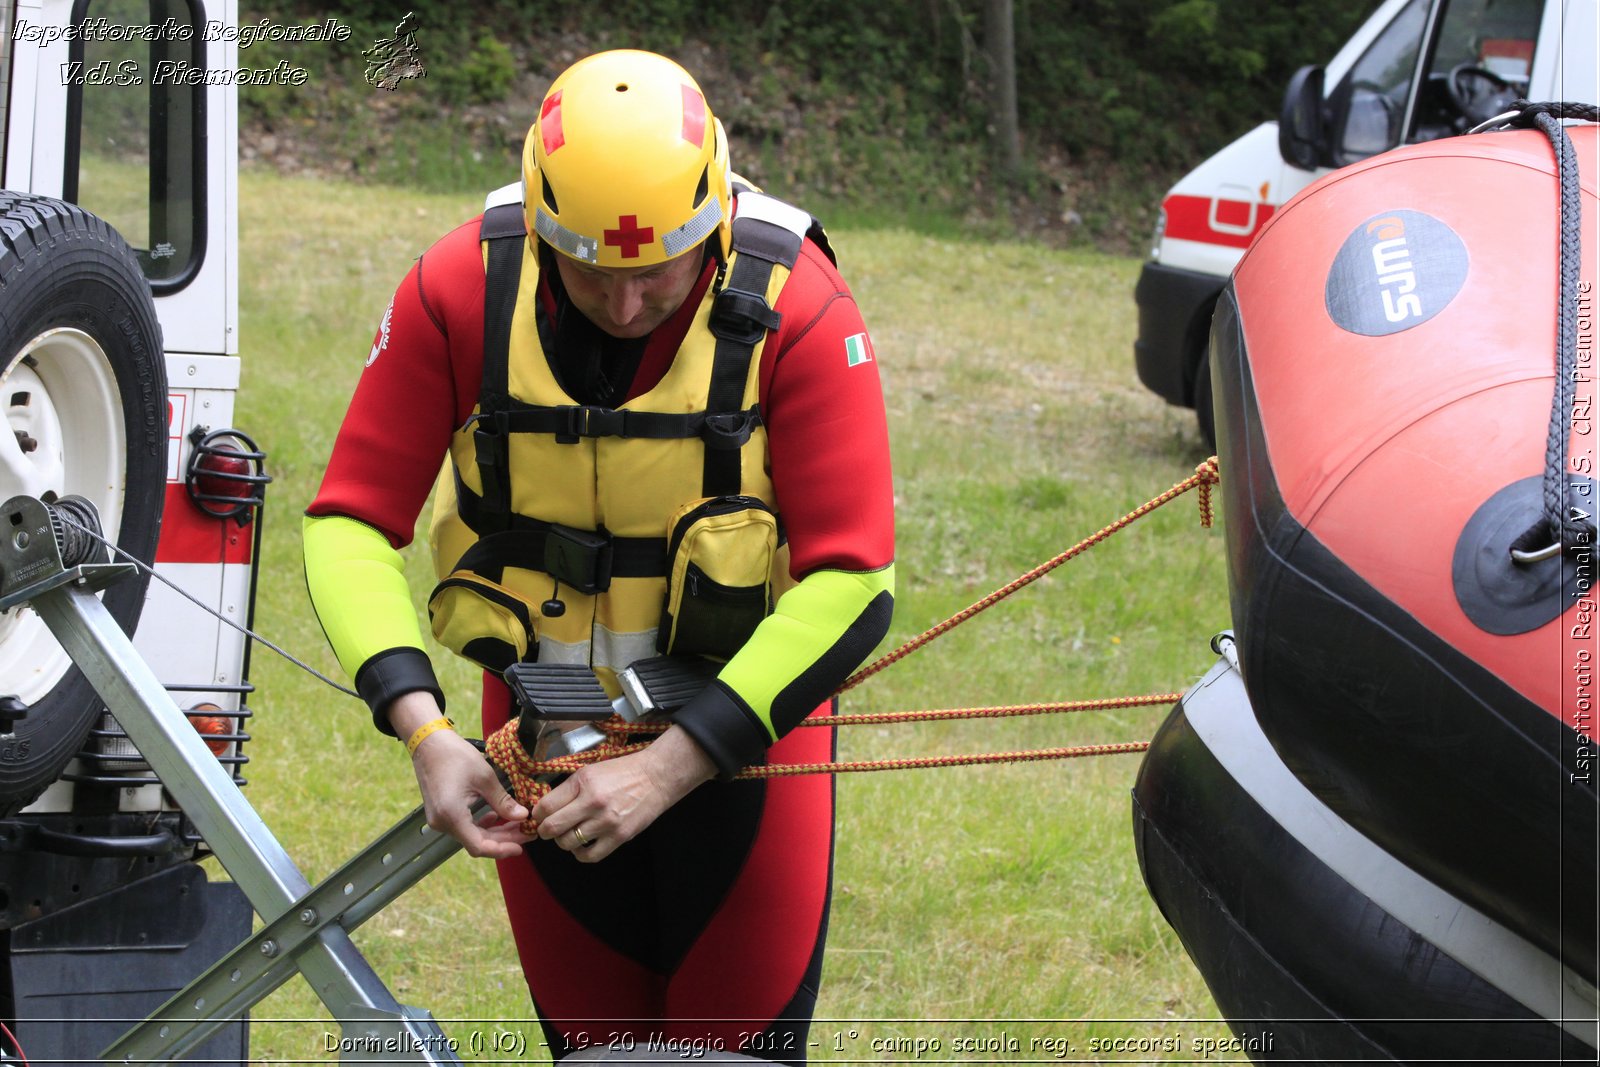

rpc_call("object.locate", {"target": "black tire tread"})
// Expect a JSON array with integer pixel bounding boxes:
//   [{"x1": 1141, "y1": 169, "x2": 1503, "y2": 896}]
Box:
[{"x1": 0, "y1": 190, "x2": 166, "y2": 816}]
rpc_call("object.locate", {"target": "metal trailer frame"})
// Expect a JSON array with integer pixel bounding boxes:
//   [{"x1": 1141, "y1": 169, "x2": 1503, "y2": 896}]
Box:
[{"x1": 0, "y1": 494, "x2": 469, "y2": 1065}]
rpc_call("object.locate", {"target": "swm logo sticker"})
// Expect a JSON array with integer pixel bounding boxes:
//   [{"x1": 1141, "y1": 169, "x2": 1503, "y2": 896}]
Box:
[{"x1": 1325, "y1": 209, "x2": 1468, "y2": 336}]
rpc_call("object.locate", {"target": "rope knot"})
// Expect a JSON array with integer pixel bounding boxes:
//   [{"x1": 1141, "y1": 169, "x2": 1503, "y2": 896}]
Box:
[
  {"x1": 483, "y1": 720, "x2": 549, "y2": 834},
  {"x1": 1195, "y1": 455, "x2": 1220, "y2": 528},
  {"x1": 484, "y1": 716, "x2": 655, "y2": 833}
]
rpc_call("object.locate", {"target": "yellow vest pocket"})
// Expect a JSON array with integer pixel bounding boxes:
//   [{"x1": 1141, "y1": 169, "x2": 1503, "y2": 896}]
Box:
[
  {"x1": 428, "y1": 573, "x2": 535, "y2": 674},
  {"x1": 659, "y1": 496, "x2": 779, "y2": 658}
]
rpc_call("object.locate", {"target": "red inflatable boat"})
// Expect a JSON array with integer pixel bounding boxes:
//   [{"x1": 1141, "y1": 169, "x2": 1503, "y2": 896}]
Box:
[{"x1": 1135, "y1": 117, "x2": 1598, "y2": 1060}]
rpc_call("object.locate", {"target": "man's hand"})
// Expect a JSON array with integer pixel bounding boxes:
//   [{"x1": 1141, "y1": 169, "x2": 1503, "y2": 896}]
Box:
[
  {"x1": 531, "y1": 725, "x2": 716, "y2": 862},
  {"x1": 389, "y1": 691, "x2": 533, "y2": 859}
]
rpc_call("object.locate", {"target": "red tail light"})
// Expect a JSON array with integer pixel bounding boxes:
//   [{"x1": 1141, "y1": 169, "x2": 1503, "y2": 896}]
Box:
[{"x1": 185, "y1": 427, "x2": 269, "y2": 524}]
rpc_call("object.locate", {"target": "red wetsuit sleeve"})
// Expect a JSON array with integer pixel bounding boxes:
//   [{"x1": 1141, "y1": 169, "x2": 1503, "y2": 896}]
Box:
[
  {"x1": 304, "y1": 218, "x2": 490, "y2": 727},
  {"x1": 762, "y1": 239, "x2": 896, "y2": 576},
  {"x1": 307, "y1": 218, "x2": 488, "y2": 545}
]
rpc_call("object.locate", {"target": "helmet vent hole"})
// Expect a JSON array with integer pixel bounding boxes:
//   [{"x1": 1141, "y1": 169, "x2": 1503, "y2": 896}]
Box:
[
  {"x1": 694, "y1": 166, "x2": 709, "y2": 207},
  {"x1": 615, "y1": 82, "x2": 628, "y2": 92},
  {"x1": 542, "y1": 174, "x2": 560, "y2": 213}
]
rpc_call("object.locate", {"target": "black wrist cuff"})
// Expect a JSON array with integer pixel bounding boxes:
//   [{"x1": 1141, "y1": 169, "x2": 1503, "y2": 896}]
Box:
[
  {"x1": 673, "y1": 679, "x2": 772, "y2": 780},
  {"x1": 354, "y1": 648, "x2": 446, "y2": 736}
]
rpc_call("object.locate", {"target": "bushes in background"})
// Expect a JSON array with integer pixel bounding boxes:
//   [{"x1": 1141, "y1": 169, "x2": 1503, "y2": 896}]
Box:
[{"x1": 239, "y1": 1, "x2": 1378, "y2": 249}]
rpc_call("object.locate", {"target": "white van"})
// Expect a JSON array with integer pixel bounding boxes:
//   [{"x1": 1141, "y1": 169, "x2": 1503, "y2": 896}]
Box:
[{"x1": 1133, "y1": 0, "x2": 1599, "y2": 444}]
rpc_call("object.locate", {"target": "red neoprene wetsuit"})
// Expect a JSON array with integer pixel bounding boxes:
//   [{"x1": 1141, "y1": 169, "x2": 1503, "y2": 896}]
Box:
[{"x1": 307, "y1": 209, "x2": 894, "y2": 1061}]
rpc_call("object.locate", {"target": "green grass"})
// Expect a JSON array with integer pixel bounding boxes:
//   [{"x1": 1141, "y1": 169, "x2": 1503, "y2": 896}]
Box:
[{"x1": 229, "y1": 164, "x2": 1232, "y2": 1062}]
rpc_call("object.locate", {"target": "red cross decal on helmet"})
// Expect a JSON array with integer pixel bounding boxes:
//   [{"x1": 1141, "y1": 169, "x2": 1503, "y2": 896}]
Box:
[
  {"x1": 604, "y1": 215, "x2": 655, "y2": 259},
  {"x1": 539, "y1": 91, "x2": 565, "y2": 156}
]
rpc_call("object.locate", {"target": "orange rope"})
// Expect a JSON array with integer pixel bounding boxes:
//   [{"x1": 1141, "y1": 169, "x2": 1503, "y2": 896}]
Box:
[
  {"x1": 485, "y1": 714, "x2": 1152, "y2": 797},
  {"x1": 600, "y1": 691, "x2": 1183, "y2": 734},
  {"x1": 483, "y1": 723, "x2": 550, "y2": 831},
  {"x1": 481, "y1": 458, "x2": 1219, "y2": 813},
  {"x1": 729, "y1": 740, "x2": 1151, "y2": 778},
  {"x1": 837, "y1": 456, "x2": 1220, "y2": 693},
  {"x1": 803, "y1": 692, "x2": 1182, "y2": 726},
  {"x1": 484, "y1": 722, "x2": 649, "y2": 832}
]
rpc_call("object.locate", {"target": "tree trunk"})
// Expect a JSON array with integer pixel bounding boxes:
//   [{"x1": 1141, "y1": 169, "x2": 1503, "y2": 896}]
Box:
[{"x1": 985, "y1": 0, "x2": 1021, "y2": 186}]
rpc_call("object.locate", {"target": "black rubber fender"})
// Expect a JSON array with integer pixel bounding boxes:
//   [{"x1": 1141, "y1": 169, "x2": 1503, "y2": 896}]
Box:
[{"x1": 1132, "y1": 649, "x2": 1595, "y2": 1062}]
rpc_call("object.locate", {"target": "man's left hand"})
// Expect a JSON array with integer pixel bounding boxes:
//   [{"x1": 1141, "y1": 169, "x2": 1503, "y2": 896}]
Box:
[{"x1": 531, "y1": 725, "x2": 716, "y2": 862}]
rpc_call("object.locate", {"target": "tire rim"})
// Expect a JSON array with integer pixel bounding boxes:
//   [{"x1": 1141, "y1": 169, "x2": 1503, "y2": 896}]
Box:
[{"x1": 0, "y1": 327, "x2": 128, "y2": 704}]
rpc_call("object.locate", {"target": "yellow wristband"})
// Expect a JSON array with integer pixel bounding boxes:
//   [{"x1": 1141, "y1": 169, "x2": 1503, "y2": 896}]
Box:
[{"x1": 405, "y1": 716, "x2": 455, "y2": 755}]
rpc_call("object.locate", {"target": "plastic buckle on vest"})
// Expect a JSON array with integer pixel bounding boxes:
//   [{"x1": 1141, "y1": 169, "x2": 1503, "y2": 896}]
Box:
[
  {"x1": 472, "y1": 412, "x2": 512, "y2": 524},
  {"x1": 544, "y1": 524, "x2": 614, "y2": 595},
  {"x1": 708, "y1": 287, "x2": 781, "y2": 346},
  {"x1": 556, "y1": 406, "x2": 625, "y2": 444},
  {"x1": 471, "y1": 409, "x2": 506, "y2": 446},
  {"x1": 473, "y1": 425, "x2": 501, "y2": 472},
  {"x1": 701, "y1": 410, "x2": 759, "y2": 451}
]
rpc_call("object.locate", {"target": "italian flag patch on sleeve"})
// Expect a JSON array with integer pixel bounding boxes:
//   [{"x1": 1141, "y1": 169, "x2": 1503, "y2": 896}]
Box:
[{"x1": 845, "y1": 332, "x2": 874, "y2": 367}]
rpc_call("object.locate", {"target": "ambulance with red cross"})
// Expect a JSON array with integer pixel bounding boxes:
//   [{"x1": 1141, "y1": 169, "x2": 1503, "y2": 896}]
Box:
[{"x1": 1133, "y1": 0, "x2": 1598, "y2": 445}]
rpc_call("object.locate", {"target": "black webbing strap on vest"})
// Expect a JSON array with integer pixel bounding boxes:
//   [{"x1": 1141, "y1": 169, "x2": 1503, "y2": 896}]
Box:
[
  {"x1": 494, "y1": 405, "x2": 726, "y2": 441},
  {"x1": 474, "y1": 201, "x2": 528, "y2": 534},
  {"x1": 702, "y1": 207, "x2": 803, "y2": 495},
  {"x1": 443, "y1": 499, "x2": 669, "y2": 587}
]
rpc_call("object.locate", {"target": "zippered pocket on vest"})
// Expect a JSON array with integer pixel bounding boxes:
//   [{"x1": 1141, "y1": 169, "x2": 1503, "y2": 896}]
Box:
[
  {"x1": 428, "y1": 573, "x2": 535, "y2": 674},
  {"x1": 658, "y1": 495, "x2": 779, "y2": 658}
]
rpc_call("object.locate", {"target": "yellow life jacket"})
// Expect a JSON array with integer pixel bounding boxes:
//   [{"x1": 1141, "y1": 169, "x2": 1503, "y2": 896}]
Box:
[{"x1": 427, "y1": 190, "x2": 825, "y2": 692}]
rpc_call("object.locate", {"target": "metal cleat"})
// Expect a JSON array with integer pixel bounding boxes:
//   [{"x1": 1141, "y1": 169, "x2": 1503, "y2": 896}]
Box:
[
  {"x1": 505, "y1": 663, "x2": 621, "y2": 775},
  {"x1": 615, "y1": 655, "x2": 722, "y2": 722}
]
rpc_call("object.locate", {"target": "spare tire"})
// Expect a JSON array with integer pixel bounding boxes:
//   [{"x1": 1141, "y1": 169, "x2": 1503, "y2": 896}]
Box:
[{"x1": 0, "y1": 192, "x2": 166, "y2": 815}]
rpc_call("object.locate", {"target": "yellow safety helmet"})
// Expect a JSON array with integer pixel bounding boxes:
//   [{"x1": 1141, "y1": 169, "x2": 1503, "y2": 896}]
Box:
[{"x1": 523, "y1": 50, "x2": 733, "y2": 268}]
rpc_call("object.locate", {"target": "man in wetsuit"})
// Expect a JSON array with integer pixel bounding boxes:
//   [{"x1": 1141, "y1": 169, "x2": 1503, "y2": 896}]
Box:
[{"x1": 302, "y1": 50, "x2": 896, "y2": 1061}]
